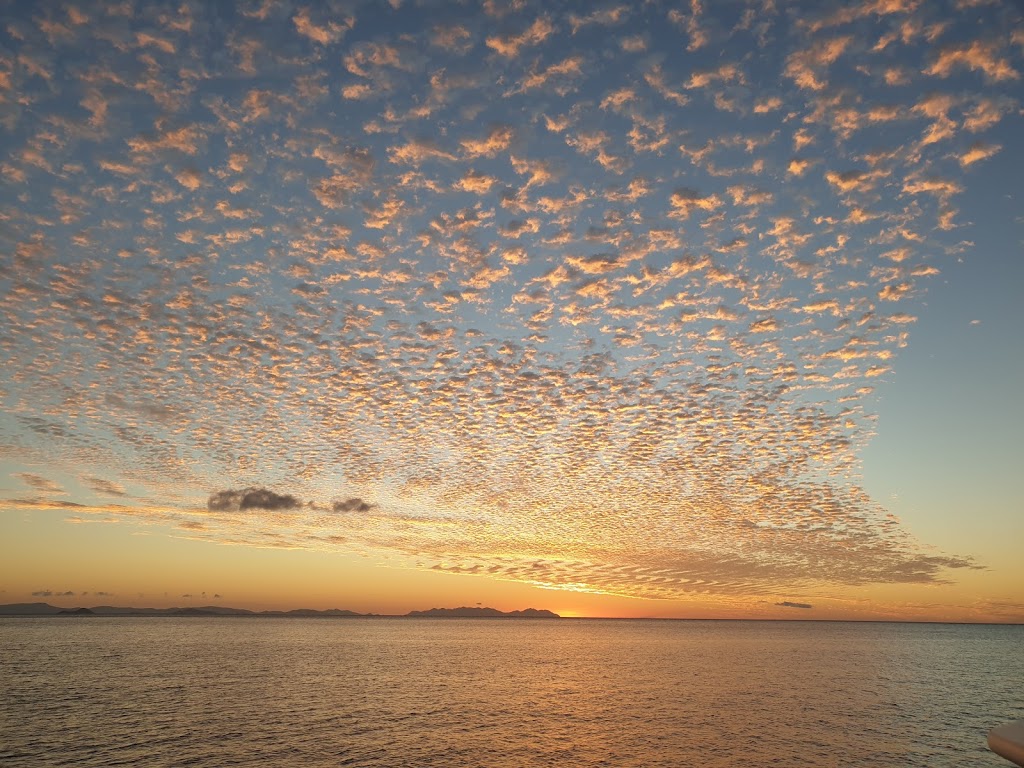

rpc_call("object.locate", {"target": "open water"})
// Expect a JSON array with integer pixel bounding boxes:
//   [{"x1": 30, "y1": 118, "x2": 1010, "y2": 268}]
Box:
[{"x1": 1, "y1": 618, "x2": 1022, "y2": 767}]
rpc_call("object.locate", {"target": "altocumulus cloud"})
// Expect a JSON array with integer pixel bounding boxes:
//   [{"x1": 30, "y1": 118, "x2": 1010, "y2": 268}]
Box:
[{"x1": 0, "y1": 0, "x2": 1011, "y2": 604}]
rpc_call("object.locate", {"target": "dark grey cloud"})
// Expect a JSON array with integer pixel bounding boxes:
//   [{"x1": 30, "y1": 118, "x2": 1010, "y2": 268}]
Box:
[
  {"x1": 333, "y1": 497, "x2": 374, "y2": 513},
  {"x1": 776, "y1": 601, "x2": 813, "y2": 609},
  {"x1": 208, "y1": 487, "x2": 301, "y2": 512}
]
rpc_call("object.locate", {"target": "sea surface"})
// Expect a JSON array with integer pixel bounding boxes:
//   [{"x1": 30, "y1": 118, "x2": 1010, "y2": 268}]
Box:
[{"x1": 1, "y1": 618, "x2": 1022, "y2": 767}]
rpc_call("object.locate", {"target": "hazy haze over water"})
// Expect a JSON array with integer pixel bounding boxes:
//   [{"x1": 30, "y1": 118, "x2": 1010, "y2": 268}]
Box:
[{"x1": 2, "y1": 618, "x2": 1022, "y2": 767}]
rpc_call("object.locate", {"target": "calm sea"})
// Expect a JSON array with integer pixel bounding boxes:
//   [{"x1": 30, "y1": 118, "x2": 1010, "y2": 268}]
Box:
[{"x1": 1, "y1": 618, "x2": 1021, "y2": 767}]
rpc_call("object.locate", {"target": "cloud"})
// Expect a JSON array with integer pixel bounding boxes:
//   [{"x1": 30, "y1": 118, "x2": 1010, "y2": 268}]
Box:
[
  {"x1": 685, "y1": 63, "x2": 744, "y2": 90},
  {"x1": 363, "y1": 196, "x2": 407, "y2": 229},
  {"x1": 454, "y1": 170, "x2": 499, "y2": 194},
  {"x1": 208, "y1": 488, "x2": 301, "y2": 513},
  {"x1": 14, "y1": 473, "x2": 64, "y2": 494},
  {"x1": 569, "y1": 6, "x2": 630, "y2": 34},
  {"x1": 135, "y1": 32, "x2": 175, "y2": 55},
  {"x1": 776, "y1": 601, "x2": 813, "y2": 609},
  {"x1": 825, "y1": 169, "x2": 887, "y2": 194},
  {"x1": 431, "y1": 24, "x2": 473, "y2": 55},
  {"x1": 341, "y1": 83, "x2": 375, "y2": 100},
  {"x1": 754, "y1": 96, "x2": 783, "y2": 113},
  {"x1": 0, "y1": 0, "x2": 1000, "y2": 608},
  {"x1": 962, "y1": 97, "x2": 1011, "y2": 132},
  {"x1": 485, "y1": 17, "x2": 555, "y2": 57},
  {"x1": 644, "y1": 65, "x2": 689, "y2": 106},
  {"x1": 127, "y1": 126, "x2": 204, "y2": 156},
  {"x1": 925, "y1": 40, "x2": 1018, "y2": 82},
  {"x1": 389, "y1": 138, "x2": 457, "y2": 166},
  {"x1": 785, "y1": 36, "x2": 852, "y2": 90},
  {"x1": 460, "y1": 125, "x2": 514, "y2": 158},
  {"x1": 515, "y1": 55, "x2": 585, "y2": 93},
  {"x1": 668, "y1": 0, "x2": 708, "y2": 52},
  {"x1": 174, "y1": 168, "x2": 203, "y2": 190},
  {"x1": 510, "y1": 155, "x2": 560, "y2": 188},
  {"x1": 292, "y1": 8, "x2": 353, "y2": 46},
  {"x1": 804, "y1": 0, "x2": 918, "y2": 33},
  {"x1": 787, "y1": 158, "x2": 815, "y2": 176},
  {"x1": 333, "y1": 498, "x2": 374, "y2": 513},
  {"x1": 902, "y1": 176, "x2": 963, "y2": 199},
  {"x1": 344, "y1": 42, "x2": 409, "y2": 78},
  {"x1": 956, "y1": 142, "x2": 1001, "y2": 167},
  {"x1": 84, "y1": 477, "x2": 128, "y2": 497},
  {"x1": 668, "y1": 187, "x2": 723, "y2": 218}
]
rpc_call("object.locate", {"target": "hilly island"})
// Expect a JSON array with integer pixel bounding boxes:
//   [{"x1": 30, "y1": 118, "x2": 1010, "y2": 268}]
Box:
[{"x1": 0, "y1": 603, "x2": 560, "y2": 618}]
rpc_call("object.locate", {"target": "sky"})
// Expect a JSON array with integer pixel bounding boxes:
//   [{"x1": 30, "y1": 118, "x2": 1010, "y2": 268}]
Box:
[{"x1": 1, "y1": 0, "x2": 1021, "y2": 621}]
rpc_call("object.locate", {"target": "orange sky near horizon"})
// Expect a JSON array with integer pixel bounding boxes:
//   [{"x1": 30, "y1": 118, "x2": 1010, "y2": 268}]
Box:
[{"x1": 3, "y1": 508, "x2": 1021, "y2": 622}]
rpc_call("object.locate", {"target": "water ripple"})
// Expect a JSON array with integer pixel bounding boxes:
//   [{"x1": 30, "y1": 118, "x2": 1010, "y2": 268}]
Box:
[{"x1": 1, "y1": 618, "x2": 1021, "y2": 767}]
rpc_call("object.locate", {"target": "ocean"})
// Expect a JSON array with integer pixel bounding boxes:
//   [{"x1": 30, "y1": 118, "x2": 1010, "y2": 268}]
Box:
[{"x1": 1, "y1": 618, "x2": 1021, "y2": 767}]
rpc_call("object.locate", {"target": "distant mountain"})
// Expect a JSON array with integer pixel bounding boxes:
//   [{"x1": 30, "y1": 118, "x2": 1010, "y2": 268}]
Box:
[
  {"x1": 0, "y1": 602, "x2": 556, "y2": 618},
  {"x1": 0, "y1": 602, "x2": 63, "y2": 615},
  {"x1": 405, "y1": 606, "x2": 560, "y2": 618},
  {"x1": 262, "y1": 608, "x2": 367, "y2": 617},
  {"x1": 0, "y1": 604, "x2": 373, "y2": 617},
  {"x1": 83, "y1": 605, "x2": 258, "y2": 616}
]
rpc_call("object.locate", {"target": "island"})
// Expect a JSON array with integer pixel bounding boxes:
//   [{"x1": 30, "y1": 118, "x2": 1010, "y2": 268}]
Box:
[
  {"x1": 407, "y1": 607, "x2": 559, "y2": 618},
  {"x1": 0, "y1": 602, "x2": 560, "y2": 618}
]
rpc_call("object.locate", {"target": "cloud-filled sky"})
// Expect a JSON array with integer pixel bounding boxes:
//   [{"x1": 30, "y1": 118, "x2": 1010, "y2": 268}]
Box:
[{"x1": 1, "y1": 0, "x2": 1021, "y2": 620}]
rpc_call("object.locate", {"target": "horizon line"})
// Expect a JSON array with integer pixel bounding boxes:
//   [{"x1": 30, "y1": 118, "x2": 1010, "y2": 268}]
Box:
[{"x1": 3, "y1": 602, "x2": 1022, "y2": 626}]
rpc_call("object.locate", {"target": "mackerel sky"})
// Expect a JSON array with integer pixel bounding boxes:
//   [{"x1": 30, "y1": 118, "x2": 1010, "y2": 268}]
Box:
[{"x1": 1, "y1": 0, "x2": 1021, "y2": 618}]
